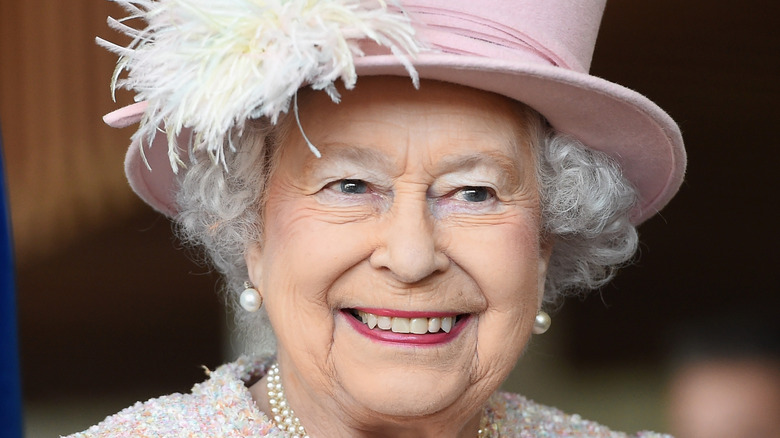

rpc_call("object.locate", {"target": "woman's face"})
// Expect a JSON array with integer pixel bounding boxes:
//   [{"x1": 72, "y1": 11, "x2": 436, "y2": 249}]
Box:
[{"x1": 247, "y1": 77, "x2": 551, "y2": 431}]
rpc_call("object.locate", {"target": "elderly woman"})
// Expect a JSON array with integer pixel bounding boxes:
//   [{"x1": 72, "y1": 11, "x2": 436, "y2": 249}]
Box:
[{"x1": 70, "y1": 0, "x2": 685, "y2": 436}]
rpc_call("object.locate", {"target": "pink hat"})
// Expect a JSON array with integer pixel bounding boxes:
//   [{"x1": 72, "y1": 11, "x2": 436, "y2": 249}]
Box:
[{"x1": 103, "y1": 0, "x2": 685, "y2": 224}]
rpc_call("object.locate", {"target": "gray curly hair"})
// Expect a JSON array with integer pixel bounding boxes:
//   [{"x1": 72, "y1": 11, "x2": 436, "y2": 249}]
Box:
[{"x1": 175, "y1": 101, "x2": 638, "y2": 355}]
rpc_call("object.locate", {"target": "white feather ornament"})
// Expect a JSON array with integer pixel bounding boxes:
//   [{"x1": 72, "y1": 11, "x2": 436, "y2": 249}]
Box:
[{"x1": 98, "y1": 0, "x2": 425, "y2": 172}]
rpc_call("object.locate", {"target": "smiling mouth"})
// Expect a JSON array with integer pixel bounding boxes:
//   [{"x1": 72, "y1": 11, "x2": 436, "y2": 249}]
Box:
[{"x1": 347, "y1": 309, "x2": 466, "y2": 334}]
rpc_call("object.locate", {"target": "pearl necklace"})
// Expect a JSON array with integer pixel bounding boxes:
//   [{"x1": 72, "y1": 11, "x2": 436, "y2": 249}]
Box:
[
  {"x1": 266, "y1": 363, "x2": 309, "y2": 438},
  {"x1": 266, "y1": 362, "x2": 494, "y2": 437}
]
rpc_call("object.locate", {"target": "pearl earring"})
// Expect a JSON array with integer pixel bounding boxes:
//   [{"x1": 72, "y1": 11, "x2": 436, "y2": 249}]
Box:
[
  {"x1": 239, "y1": 281, "x2": 262, "y2": 312},
  {"x1": 532, "y1": 311, "x2": 551, "y2": 334}
]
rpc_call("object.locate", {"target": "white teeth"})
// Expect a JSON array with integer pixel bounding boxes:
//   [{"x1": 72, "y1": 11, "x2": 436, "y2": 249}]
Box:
[
  {"x1": 353, "y1": 311, "x2": 460, "y2": 334},
  {"x1": 441, "y1": 317, "x2": 453, "y2": 333},
  {"x1": 377, "y1": 316, "x2": 392, "y2": 330},
  {"x1": 391, "y1": 317, "x2": 411, "y2": 333},
  {"x1": 410, "y1": 318, "x2": 428, "y2": 334}
]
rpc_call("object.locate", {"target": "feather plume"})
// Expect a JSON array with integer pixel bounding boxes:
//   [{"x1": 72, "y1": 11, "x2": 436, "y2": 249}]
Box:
[{"x1": 98, "y1": 0, "x2": 425, "y2": 172}]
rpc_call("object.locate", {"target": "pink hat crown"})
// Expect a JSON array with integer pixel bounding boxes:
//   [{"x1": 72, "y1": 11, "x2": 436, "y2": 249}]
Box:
[{"x1": 401, "y1": 0, "x2": 605, "y2": 73}]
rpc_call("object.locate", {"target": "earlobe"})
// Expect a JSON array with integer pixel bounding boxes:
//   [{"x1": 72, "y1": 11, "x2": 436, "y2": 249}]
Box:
[
  {"x1": 537, "y1": 236, "x2": 554, "y2": 303},
  {"x1": 244, "y1": 242, "x2": 264, "y2": 288}
]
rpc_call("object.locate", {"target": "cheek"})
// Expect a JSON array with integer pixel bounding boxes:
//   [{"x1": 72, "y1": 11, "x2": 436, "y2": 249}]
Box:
[
  {"x1": 264, "y1": 213, "x2": 377, "y2": 296},
  {"x1": 258, "y1": 197, "x2": 378, "y2": 352},
  {"x1": 473, "y1": 222, "x2": 540, "y2": 324},
  {"x1": 446, "y1": 217, "x2": 542, "y2": 307},
  {"x1": 445, "y1": 217, "x2": 541, "y2": 373}
]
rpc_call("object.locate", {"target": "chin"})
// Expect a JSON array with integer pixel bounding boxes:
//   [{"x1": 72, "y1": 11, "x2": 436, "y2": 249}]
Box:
[
  {"x1": 328, "y1": 314, "x2": 489, "y2": 419},
  {"x1": 338, "y1": 364, "x2": 474, "y2": 418}
]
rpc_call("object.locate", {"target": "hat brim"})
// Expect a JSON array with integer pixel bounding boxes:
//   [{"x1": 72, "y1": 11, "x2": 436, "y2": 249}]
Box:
[{"x1": 117, "y1": 52, "x2": 685, "y2": 224}]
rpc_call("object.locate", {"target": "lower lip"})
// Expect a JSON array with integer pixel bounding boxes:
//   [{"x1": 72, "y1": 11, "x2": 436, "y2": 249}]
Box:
[{"x1": 341, "y1": 310, "x2": 471, "y2": 346}]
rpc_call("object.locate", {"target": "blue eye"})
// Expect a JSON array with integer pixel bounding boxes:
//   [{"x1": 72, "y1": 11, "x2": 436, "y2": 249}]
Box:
[
  {"x1": 459, "y1": 186, "x2": 491, "y2": 202},
  {"x1": 340, "y1": 179, "x2": 368, "y2": 194}
]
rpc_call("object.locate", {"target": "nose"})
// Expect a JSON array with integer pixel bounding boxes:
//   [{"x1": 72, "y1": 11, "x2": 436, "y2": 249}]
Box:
[{"x1": 369, "y1": 193, "x2": 449, "y2": 284}]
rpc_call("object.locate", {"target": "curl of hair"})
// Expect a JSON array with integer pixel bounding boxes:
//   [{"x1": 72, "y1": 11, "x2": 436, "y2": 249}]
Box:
[
  {"x1": 175, "y1": 110, "x2": 638, "y2": 354},
  {"x1": 536, "y1": 130, "x2": 639, "y2": 306}
]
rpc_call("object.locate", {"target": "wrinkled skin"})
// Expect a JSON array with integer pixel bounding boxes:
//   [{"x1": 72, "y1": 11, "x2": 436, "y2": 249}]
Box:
[{"x1": 247, "y1": 77, "x2": 552, "y2": 437}]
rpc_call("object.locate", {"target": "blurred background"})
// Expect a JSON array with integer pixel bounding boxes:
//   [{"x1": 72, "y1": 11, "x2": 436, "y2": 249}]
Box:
[{"x1": 1, "y1": 0, "x2": 778, "y2": 437}]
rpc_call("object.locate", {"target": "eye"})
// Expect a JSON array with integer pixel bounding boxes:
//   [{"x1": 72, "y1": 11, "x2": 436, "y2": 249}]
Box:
[
  {"x1": 454, "y1": 186, "x2": 494, "y2": 202},
  {"x1": 321, "y1": 179, "x2": 372, "y2": 197},
  {"x1": 317, "y1": 178, "x2": 387, "y2": 210},
  {"x1": 337, "y1": 179, "x2": 368, "y2": 194}
]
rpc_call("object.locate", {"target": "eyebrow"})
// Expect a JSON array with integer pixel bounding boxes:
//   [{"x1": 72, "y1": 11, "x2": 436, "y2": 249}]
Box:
[
  {"x1": 303, "y1": 143, "x2": 395, "y2": 174},
  {"x1": 433, "y1": 152, "x2": 522, "y2": 189}
]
